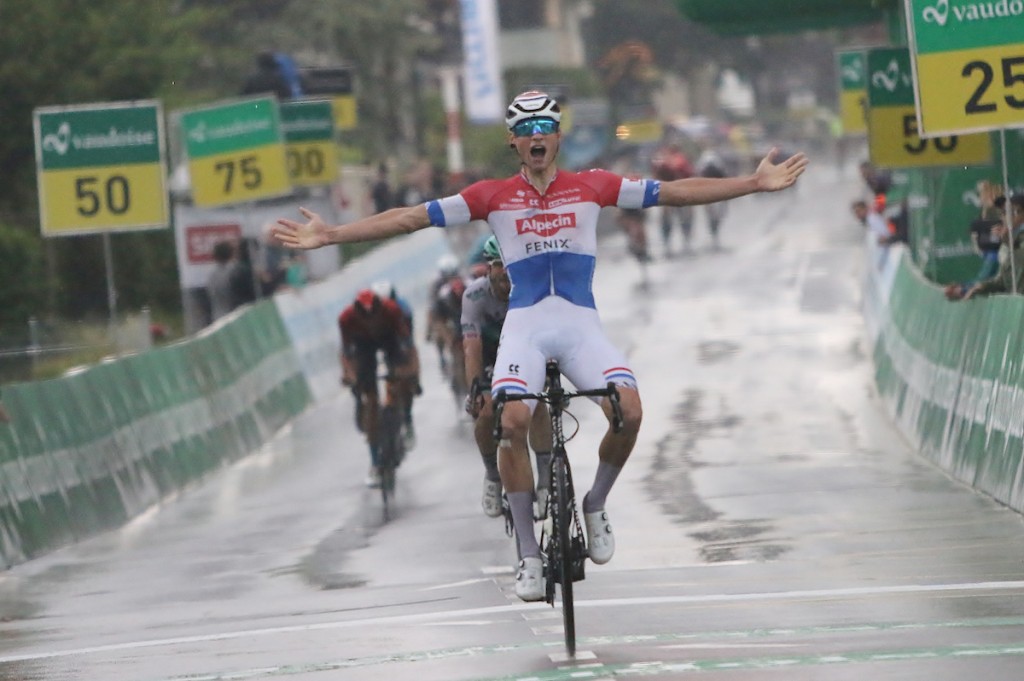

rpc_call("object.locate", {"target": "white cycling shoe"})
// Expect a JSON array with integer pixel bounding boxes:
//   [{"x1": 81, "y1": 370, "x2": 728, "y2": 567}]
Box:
[
  {"x1": 584, "y1": 509, "x2": 615, "y2": 565},
  {"x1": 515, "y1": 556, "x2": 544, "y2": 602},
  {"x1": 481, "y1": 478, "x2": 503, "y2": 518}
]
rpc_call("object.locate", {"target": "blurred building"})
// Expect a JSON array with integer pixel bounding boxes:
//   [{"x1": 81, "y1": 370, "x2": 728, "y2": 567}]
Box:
[{"x1": 497, "y1": 0, "x2": 591, "y2": 68}]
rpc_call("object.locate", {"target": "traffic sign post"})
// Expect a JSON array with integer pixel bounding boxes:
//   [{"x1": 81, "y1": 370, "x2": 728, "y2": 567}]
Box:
[
  {"x1": 34, "y1": 100, "x2": 170, "y2": 335},
  {"x1": 279, "y1": 100, "x2": 338, "y2": 187},
  {"x1": 904, "y1": 0, "x2": 1024, "y2": 137},
  {"x1": 837, "y1": 49, "x2": 868, "y2": 135},
  {"x1": 867, "y1": 46, "x2": 992, "y2": 168},
  {"x1": 34, "y1": 101, "x2": 169, "y2": 236},
  {"x1": 179, "y1": 97, "x2": 292, "y2": 208},
  {"x1": 905, "y1": 0, "x2": 1024, "y2": 291}
]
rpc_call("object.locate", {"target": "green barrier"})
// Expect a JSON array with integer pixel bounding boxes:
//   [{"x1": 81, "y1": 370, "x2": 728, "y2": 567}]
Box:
[
  {"x1": 870, "y1": 247, "x2": 1024, "y2": 512},
  {"x1": 0, "y1": 382, "x2": 79, "y2": 558},
  {"x1": 0, "y1": 299, "x2": 312, "y2": 568}
]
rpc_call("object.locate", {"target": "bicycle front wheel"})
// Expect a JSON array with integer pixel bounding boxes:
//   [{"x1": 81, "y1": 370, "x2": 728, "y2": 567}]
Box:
[{"x1": 552, "y1": 457, "x2": 576, "y2": 656}]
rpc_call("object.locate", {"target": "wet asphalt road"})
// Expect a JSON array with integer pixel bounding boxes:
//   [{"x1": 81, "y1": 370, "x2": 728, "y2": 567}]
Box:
[{"x1": 2, "y1": 163, "x2": 1024, "y2": 681}]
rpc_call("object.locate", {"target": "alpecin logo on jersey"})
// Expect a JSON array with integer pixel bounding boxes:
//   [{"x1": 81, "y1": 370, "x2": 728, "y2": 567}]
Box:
[{"x1": 515, "y1": 213, "x2": 576, "y2": 238}]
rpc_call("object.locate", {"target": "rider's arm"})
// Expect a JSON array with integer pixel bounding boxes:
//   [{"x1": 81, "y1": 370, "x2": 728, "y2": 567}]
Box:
[
  {"x1": 460, "y1": 286, "x2": 485, "y2": 386},
  {"x1": 658, "y1": 148, "x2": 808, "y2": 207},
  {"x1": 463, "y1": 335, "x2": 485, "y2": 391},
  {"x1": 276, "y1": 204, "x2": 433, "y2": 250}
]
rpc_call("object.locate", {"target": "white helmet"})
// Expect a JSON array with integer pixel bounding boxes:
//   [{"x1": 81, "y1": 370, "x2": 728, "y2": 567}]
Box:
[
  {"x1": 437, "y1": 254, "x2": 459, "y2": 276},
  {"x1": 505, "y1": 91, "x2": 561, "y2": 129},
  {"x1": 370, "y1": 279, "x2": 395, "y2": 300}
]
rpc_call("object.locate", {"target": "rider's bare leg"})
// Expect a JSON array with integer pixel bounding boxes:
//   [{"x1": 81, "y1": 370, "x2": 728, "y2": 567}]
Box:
[
  {"x1": 498, "y1": 400, "x2": 540, "y2": 558},
  {"x1": 528, "y1": 403, "x2": 553, "y2": 490},
  {"x1": 583, "y1": 386, "x2": 642, "y2": 513},
  {"x1": 361, "y1": 392, "x2": 381, "y2": 466},
  {"x1": 474, "y1": 396, "x2": 501, "y2": 481}
]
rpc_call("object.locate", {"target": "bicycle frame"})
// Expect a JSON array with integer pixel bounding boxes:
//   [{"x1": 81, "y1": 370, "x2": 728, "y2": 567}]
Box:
[{"x1": 493, "y1": 359, "x2": 623, "y2": 657}]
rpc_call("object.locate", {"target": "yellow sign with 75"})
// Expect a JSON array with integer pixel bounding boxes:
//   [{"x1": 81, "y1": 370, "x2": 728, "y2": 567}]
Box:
[{"x1": 180, "y1": 97, "x2": 292, "y2": 208}]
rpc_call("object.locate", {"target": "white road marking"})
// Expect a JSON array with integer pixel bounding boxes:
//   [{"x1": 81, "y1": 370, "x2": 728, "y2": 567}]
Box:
[
  {"x1": 421, "y1": 577, "x2": 494, "y2": 590},
  {"x1": 2, "y1": 580, "x2": 1023, "y2": 663},
  {"x1": 481, "y1": 565, "x2": 515, "y2": 575}
]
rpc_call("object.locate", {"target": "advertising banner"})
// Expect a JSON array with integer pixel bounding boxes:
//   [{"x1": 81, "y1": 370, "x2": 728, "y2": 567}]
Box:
[{"x1": 460, "y1": 0, "x2": 505, "y2": 124}]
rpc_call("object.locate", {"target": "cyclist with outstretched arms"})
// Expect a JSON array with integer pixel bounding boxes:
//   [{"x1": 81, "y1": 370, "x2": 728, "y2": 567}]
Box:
[{"x1": 276, "y1": 91, "x2": 808, "y2": 601}]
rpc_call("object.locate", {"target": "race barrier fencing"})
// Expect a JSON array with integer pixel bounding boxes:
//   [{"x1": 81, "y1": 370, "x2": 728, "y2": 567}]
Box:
[
  {"x1": 0, "y1": 300, "x2": 311, "y2": 569},
  {"x1": 864, "y1": 236, "x2": 1024, "y2": 513}
]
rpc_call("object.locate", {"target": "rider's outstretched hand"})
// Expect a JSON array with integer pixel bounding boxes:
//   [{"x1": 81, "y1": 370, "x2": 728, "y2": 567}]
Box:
[
  {"x1": 754, "y1": 148, "x2": 809, "y2": 193},
  {"x1": 275, "y1": 207, "x2": 329, "y2": 250}
]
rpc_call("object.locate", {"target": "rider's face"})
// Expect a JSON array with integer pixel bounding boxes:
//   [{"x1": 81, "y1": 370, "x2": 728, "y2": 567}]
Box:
[{"x1": 509, "y1": 124, "x2": 560, "y2": 172}]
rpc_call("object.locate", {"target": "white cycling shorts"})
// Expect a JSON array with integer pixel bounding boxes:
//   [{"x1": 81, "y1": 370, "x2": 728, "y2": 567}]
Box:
[{"x1": 490, "y1": 296, "x2": 637, "y2": 407}]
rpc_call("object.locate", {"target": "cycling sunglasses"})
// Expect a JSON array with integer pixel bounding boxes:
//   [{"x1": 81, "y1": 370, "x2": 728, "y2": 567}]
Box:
[{"x1": 511, "y1": 117, "x2": 559, "y2": 138}]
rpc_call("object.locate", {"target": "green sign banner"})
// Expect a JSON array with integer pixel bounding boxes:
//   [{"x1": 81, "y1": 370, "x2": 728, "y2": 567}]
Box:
[
  {"x1": 36, "y1": 104, "x2": 163, "y2": 170},
  {"x1": 180, "y1": 97, "x2": 282, "y2": 159},
  {"x1": 839, "y1": 49, "x2": 867, "y2": 90},
  {"x1": 867, "y1": 47, "x2": 916, "y2": 108},
  {"x1": 279, "y1": 100, "x2": 335, "y2": 143},
  {"x1": 906, "y1": 0, "x2": 1024, "y2": 54}
]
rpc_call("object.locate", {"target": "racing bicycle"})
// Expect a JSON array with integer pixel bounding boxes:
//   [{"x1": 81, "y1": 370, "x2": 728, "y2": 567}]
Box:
[
  {"x1": 493, "y1": 359, "x2": 623, "y2": 657},
  {"x1": 354, "y1": 361, "x2": 411, "y2": 522}
]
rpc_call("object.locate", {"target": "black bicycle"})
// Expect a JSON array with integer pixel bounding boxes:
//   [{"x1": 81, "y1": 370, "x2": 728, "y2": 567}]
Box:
[
  {"x1": 374, "y1": 378, "x2": 406, "y2": 522},
  {"x1": 354, "y1": 369, "x2": 409, "y2": 523},
  {"x1": 493, "y1": 359, "x2": 623, "y2": 657}
]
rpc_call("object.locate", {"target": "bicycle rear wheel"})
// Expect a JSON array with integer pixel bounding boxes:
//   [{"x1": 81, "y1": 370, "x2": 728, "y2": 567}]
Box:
[
  {"x1": 377, "y1": 406, "x2": 403, "y2": 521},
  {"x1": 552, "y1": 456, "x2": 576, "y2": 656}
]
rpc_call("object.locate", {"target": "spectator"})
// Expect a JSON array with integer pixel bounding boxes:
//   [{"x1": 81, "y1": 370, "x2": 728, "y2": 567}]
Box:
[
  {"x1": 651, "y1": 141, "x2": 695, "y2": 255},
  {"x1": 859, "y1": 160, "x2": 892, "y2": 196},
  {"x1": 948, "y1": 194, "x2": 1024, "y2": 301},
  {"x1": 852, "y1": 198, "x2": 895, "y2": 270},
  {"x1": 241, "y1": 51, "x2": 303, "y2": 100},
  {"x1": 851, "y1": 199, "x2": 891, "y2": 245},
  {"x1": 257, "y1": 222, "x2": 290, "y2": 296},
  {"x1": 230, "y1": 237, "x2": 260, "y2": 307},
  {"x1": 370, "y1": 163, "x2": 394, "y2": 213},
  {"x1": 0, "y1": 390, "x2": 9, "y2": 423},
  {"x1": 697, "y1": 149, "x2": 730, "y2": 250},
  {"x1": 207, "y1": 240, "x2": 236, "y2": 322}
]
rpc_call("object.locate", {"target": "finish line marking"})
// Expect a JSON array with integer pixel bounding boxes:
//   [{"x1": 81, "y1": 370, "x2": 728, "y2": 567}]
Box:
[{"x1": 2, "y1": 580, "x2": 1024, "y2": 663}]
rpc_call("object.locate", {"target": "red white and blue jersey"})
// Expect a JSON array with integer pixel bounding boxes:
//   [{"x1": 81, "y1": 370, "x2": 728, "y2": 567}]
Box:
[{"x1": 426, "y1": 170, "x2": 660, "y2": 311}]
